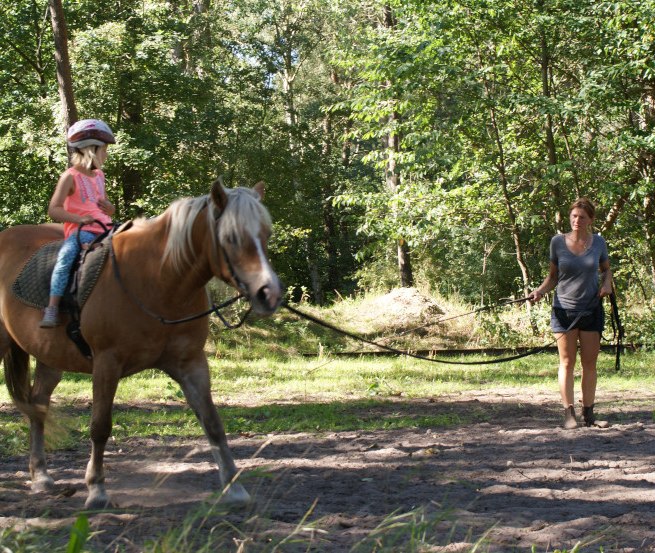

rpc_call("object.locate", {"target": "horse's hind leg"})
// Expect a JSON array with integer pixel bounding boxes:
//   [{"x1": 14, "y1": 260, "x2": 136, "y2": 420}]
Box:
[
  {"x1": 168, "y1": 359, "x2": 251, "y2": 505},
  {"x1": 29, "y1": 361, "x2": 62, "y2": 492},
  {"x1": 1, "y1": 326, "x2": 62, "y2": 493}
]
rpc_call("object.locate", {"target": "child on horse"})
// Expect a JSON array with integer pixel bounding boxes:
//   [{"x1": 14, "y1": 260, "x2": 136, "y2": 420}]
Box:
[{"x1": 40, "y1": 119, "x2": 116, "y2": 328}]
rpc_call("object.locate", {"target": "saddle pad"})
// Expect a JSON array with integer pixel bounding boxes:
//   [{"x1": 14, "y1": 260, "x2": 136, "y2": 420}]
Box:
[{"x1": 11, "y1": 240, "x2": 110, "y2": 311}]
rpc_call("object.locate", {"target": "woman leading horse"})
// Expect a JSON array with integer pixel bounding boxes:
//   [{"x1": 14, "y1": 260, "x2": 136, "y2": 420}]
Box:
[{"x1": 0, "y1": 179, "x2": 282, "y2": 509}]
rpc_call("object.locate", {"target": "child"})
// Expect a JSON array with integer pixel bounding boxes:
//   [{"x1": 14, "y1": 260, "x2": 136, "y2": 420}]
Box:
[{"x1": 40, "y1": 119, "x2": 116, "y2": 328}]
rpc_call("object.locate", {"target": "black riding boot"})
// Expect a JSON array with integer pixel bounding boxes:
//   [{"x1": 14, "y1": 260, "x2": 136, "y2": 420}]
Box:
[{"x1": 563, "y1": 405, "x2": 577, "y2": 429}]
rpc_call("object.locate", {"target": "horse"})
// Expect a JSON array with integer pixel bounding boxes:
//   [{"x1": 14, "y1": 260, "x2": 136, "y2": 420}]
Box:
[{"x1": 0, "y1": 179, "x2": 282, "y2": 509}]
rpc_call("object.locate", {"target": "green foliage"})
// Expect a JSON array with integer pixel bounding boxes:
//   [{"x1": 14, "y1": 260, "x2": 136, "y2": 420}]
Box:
[
  {"x1": 2, "y1": 0, "x2": 655, "y2": 304},
  {"x1": 0, "y1": 416, "x2": 29, "y2": 456},
  {"x1": 66, "y1": 515, "x2": 90, "y2": 553}
]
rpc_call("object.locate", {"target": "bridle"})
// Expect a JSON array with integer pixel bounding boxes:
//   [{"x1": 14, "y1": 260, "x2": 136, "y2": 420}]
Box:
[{"x1": 107, "y1": 202, "x2": 252, "y2": 327}]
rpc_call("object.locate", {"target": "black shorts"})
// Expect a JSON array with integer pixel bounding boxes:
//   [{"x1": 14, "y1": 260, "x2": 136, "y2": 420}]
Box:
[{"x1": 551, "y1": 303, "x2": 604, "y2": 333}]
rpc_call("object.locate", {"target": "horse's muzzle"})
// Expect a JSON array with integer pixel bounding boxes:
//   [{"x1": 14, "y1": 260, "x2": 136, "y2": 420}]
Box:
[{"x1": 253, "y1": 281, "x2": 284, "y2": 315}]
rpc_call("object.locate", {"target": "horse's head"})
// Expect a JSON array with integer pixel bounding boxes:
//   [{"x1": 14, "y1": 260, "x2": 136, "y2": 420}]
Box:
[{"x1": 210, "y1": 180, "x2": 283, "y2": 315}]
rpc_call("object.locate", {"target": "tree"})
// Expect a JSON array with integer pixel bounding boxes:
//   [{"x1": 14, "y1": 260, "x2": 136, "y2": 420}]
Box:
[{"x1": 49, "y1": 0, "x2": 78, "y2": 129}]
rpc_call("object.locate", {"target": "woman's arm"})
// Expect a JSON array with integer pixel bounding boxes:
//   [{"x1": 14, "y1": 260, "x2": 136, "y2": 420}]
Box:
[
  {"x1": 528, "y1": 261, "x2": 558, "y2": 302},
  {"x1": 599, "y1": 259, "x2": 613, "y2": 297}
]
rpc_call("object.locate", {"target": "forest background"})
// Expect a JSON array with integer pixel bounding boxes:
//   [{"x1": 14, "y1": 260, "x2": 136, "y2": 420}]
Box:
[{"x1": 2, "y1": 0, "x2": 655, "y2": 334}]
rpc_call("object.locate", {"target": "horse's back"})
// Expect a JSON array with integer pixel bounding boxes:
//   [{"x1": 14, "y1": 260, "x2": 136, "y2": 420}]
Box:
[
  {"x1": 0, "y1": 224, "x2": 62, "y2": 278},
  {"x1": 0, "y1": 224, "x2": 93, "y2": 372}
]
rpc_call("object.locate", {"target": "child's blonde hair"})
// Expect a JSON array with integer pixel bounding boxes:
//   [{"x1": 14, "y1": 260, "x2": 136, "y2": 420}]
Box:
[{"x1": 71, "y1": 146, "x2": 103, "y2": 170}]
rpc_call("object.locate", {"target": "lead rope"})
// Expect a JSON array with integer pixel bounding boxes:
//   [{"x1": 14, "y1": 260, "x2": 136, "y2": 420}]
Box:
[
  {"x1": 281, "y1": 301, "x2": 587, "y2": 366},
  {"x1": 608, "y1": 290, "x2": 625, "y2": 372}
]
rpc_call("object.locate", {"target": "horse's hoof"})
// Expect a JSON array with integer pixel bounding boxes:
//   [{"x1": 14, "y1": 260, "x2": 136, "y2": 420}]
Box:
[
  {"x1": 31, "y1": 475, "x2": 56, "y2": 493},
  {"x1": 221, "y1": 482, "x2": 251, "y2": 506},
  {"x1": 84, "y1": 494, "x2": 117, "y2": 510}
]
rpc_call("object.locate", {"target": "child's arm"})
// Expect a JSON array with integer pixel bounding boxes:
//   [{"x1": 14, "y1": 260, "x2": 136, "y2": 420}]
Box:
[{"x1": 48, "y1": 172, "x2": 94, "y2": 224}]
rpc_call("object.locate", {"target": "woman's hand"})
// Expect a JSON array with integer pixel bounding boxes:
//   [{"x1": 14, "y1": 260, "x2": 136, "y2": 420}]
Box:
[
  {"x1": 598, "y1": 261, "x2": 612, "y2": 298},
  {"x1": 528, "y1": 290, "x2": 544, "y2": 303},
  {"x1": 599, "y1": 282, "x2": 613, "y2": 298}
]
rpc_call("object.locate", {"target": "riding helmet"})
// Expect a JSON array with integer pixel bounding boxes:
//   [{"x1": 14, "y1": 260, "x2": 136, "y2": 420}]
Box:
[{"x1": 67, "y1": 119, "x2": 116, "y2": 149}]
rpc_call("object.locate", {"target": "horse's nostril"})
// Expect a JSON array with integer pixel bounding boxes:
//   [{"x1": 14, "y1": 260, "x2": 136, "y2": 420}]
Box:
[
  {"x1": 256, "y1": 284, "x2": 281, "y2": 311},
  {"x1": 256, "y1": 285, "x2": 270, "y2": 304}
]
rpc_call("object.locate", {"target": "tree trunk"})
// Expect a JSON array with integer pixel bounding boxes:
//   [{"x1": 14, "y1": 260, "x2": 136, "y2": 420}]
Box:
[
  {"x1": 489, "y1": 104, "x2": 531, "y2": 295},
  {"x1": 322, "y1": 103, "x2": 340, "y2": 296},
  {"x1": 49, "y1": 0, "x2": 77, "y2": 130},
  {"x1": 117, "y1": 16, "x2": 144, "y2": 213},
  {"x1": 385, "y1": 111, "x2": 414, "y2": 288},
  {"x1": 601, "y1": 189, "x2": 631, "y2": 234},
  {"x1": 118, "y1": 94, "x2": 143, "y2": 210},
  {"x1": 384, "y1": 4, "x2": 413, "y2": 288},
  {"x1": 636, "y1": 82, "x2": 655, "y2": 288},
  {"x1": 477, "y1": 46, "x2": 532, "y2": 298},
  {"x1": 537, "y1": 0, "x2": 563, "y2": 231},
  {"x1": 643, "y1": 194, "x2": 655, "y2": 288}
]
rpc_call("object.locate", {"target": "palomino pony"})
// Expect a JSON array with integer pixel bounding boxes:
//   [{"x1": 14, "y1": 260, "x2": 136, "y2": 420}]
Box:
[{"x1": 0, "y1": 180, "x2": 282, "y2": 508}]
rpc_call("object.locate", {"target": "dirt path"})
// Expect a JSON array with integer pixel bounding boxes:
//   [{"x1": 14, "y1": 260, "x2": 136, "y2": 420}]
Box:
[{"x1": 1, "y1": 390, "x2": 654, "y2": 552}]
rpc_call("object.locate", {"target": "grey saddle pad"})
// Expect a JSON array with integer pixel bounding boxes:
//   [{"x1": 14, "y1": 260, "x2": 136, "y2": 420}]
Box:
[{"x1": 11, "y1": 239, "x2": 110, "y2": 311}]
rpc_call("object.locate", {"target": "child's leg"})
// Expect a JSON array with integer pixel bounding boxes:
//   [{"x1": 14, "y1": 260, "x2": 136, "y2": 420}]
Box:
[
  {"x1": 48, "y1": 235, "x2": 83, "y2": 307},
  {"x1": 41, "y1": 232, "x2": 97, "y2": 328}
]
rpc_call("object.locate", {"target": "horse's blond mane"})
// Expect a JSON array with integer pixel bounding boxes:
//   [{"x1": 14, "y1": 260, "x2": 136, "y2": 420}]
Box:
[{"x1": 161, "y1": 187, "x2": 272, "y2": 272}]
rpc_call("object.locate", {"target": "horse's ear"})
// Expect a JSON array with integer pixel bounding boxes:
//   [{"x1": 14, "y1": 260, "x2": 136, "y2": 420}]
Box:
[
  {"x1": 211, "y1": 178, "x2": 228, "y2": 212},
  {"x1": 253, "y1": 181, "x2": 265, "y2": 200}
]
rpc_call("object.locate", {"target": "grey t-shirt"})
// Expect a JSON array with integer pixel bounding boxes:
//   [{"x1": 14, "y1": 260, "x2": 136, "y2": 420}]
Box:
[{"x1": 550, "y1": 233, "x2": 608, "y2": 311}]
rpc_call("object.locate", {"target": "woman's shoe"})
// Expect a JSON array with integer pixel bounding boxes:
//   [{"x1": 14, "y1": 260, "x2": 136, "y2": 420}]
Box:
[
  {"x1": 583, "y1": 404, "x2": 595, "y2": 427},
  {"x1": 583, "y1": 404, "x2": 609, "y2": 428},
  {"x1": 563, "y1": 405, "x2": 578, "y2": 429}
]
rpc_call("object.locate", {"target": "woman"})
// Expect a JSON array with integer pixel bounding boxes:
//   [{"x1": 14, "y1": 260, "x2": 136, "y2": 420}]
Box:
[{"x1": 529, "y1": 198, "x2": 613, "y2": 429}]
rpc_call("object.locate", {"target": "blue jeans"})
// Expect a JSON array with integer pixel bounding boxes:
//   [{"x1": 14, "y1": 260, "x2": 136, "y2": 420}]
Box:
[{"x1": 50, "y1": 231, "x2": 99, "y2": 297}]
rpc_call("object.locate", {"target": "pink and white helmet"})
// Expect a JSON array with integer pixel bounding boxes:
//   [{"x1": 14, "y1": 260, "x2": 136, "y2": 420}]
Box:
[{"x1": 67, "y1": 119, "x2": 116, "y2": 149}]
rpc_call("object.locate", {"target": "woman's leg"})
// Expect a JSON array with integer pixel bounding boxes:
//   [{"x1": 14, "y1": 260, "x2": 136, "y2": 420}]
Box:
[
  {"x1": 556, "y1": 329, "x2": 579, "y2": 407},
  {"x1": 579, "y1": 330, "x2": 601, "y2": 407}
]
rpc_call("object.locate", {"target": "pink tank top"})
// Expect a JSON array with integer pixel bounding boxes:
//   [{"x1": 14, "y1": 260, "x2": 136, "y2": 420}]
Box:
[{"x1": 63, "y1": 168, "x2": 113, "y2": 238}]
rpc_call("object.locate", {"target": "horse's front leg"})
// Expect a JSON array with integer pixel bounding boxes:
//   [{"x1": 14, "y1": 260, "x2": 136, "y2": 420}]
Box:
[
  {"x1": 168, "y1": 358, "x2": 251, "y2": 505},
  {"x1": 84, "y1": 355, "x2": 120, "y2": 509},
  {"x1": 29, "y1": 362, "x2": 62, "y2": 492}
]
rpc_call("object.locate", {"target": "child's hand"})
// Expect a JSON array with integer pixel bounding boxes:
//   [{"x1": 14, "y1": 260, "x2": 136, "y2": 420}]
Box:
[{"x1": 97, "y1": 198, "x2": 115, "y2": 216}]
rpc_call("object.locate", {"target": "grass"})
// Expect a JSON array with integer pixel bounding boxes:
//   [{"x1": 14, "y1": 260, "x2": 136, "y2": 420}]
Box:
[{"x1": 1, "y1": 349, "x2": 654, "y2": 457}]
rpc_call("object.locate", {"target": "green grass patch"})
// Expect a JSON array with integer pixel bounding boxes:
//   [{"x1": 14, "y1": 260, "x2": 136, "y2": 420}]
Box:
[
  {"x1": 0, "y1": 416, "x2": 29, "y2": 457},
  {"x1": 0, "y1": 399, "x2": 469, "y2": 457},
  {"x1": 1, "y1": 350, "x2": 652, "y2": 457}
]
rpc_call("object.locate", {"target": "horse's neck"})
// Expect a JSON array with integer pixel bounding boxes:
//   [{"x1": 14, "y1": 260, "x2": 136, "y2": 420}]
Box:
[{"x1": 117, "y1": 216, "x2": 213, "y2": 298}]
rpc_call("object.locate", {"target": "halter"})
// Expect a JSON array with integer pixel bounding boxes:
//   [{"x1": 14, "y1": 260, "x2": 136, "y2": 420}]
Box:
[
  {"x1": 108, "y1": 203, "x2": 252, "y2": 327},
  {"x1": 210, "y1": 199, "x2": 251, "y2": 298}
]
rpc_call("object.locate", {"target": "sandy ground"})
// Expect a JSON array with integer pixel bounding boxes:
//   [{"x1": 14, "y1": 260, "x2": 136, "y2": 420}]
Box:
[{"x1": 1, "y1": 388, "x2": 654, "y2": 552}]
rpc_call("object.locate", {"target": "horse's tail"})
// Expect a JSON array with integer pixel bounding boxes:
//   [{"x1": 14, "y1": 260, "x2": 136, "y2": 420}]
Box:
[{"x1": 3, "y1": 340, "x2": 33, "y2": 415}]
